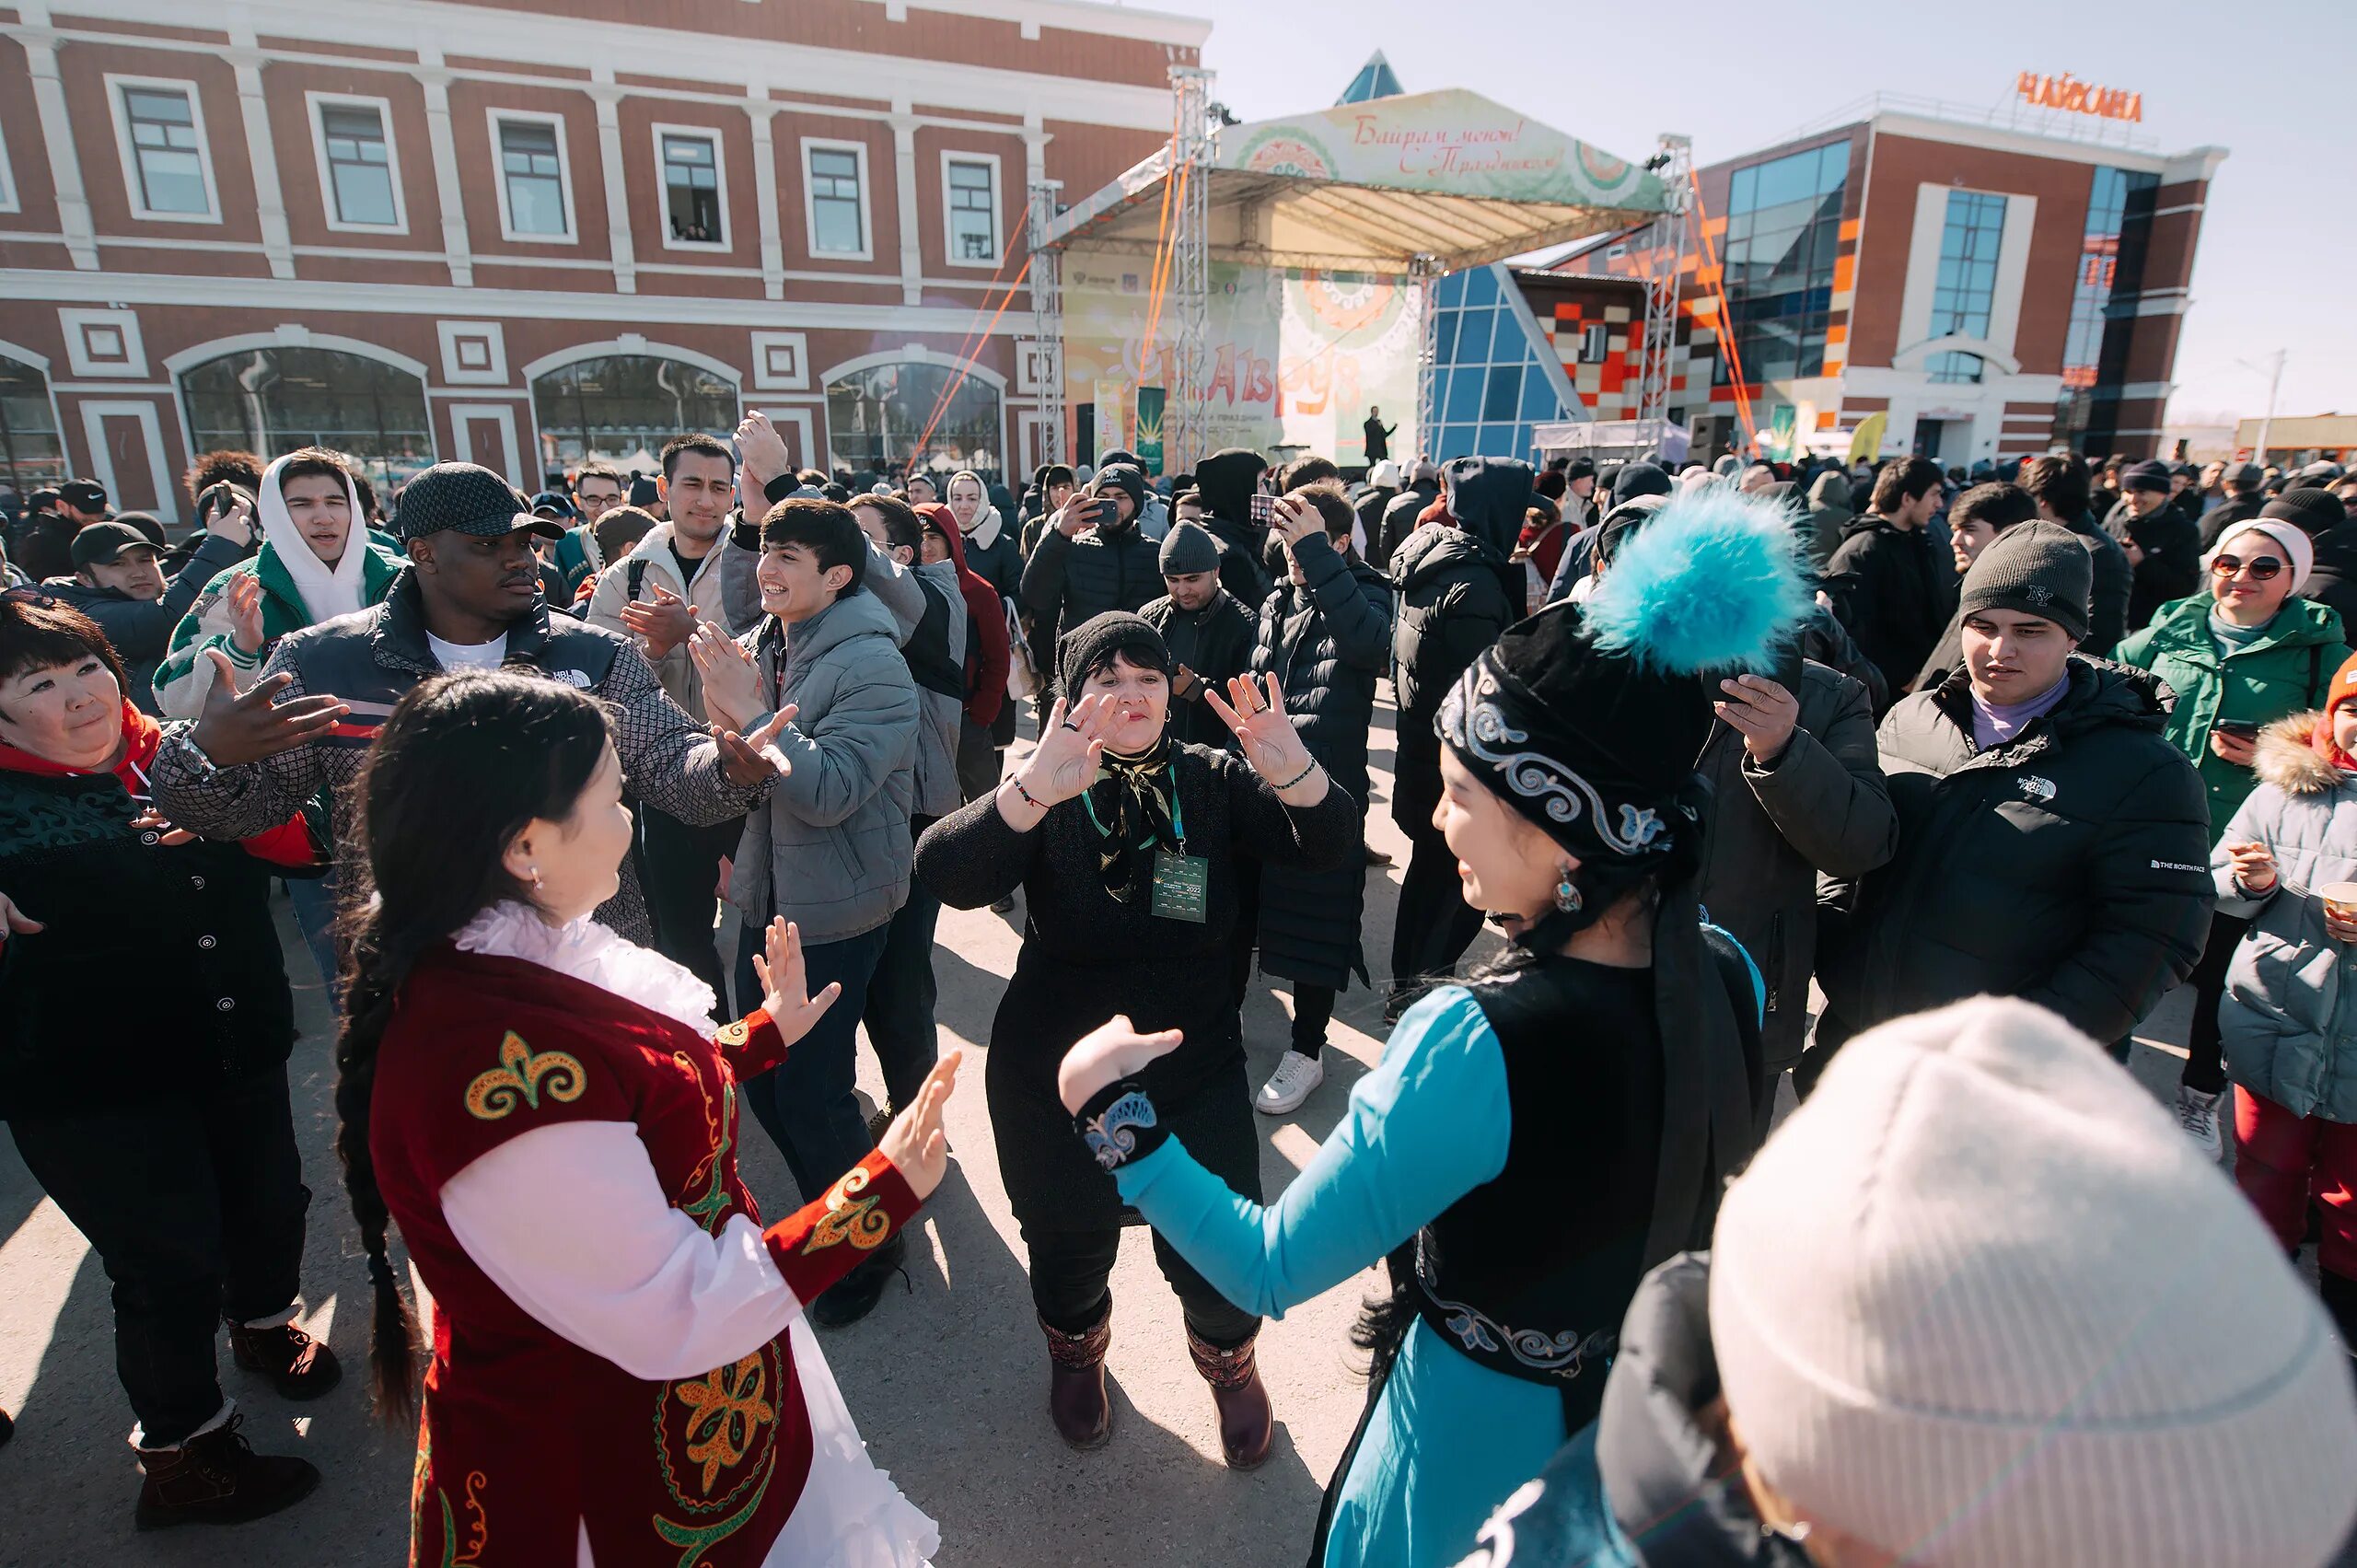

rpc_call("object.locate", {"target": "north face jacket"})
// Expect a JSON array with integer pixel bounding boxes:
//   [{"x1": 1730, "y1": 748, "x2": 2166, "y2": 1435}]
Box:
[{"x1": 1816, "y1": 656, "x2": 2213, "y2": 1057}]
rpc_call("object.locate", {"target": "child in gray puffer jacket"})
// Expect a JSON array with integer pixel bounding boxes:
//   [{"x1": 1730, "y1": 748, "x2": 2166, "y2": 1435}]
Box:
[{"x1": 2208, "y1": 652, "x2": 2357, "y2": 1351}]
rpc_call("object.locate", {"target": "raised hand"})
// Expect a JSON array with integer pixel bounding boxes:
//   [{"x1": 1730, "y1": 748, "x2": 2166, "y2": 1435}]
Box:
[
  {"x1": 714, "y1": 708, "x2": 795, "y2": 787},
  {"x1": 877, "y1": 1051, "x2": 962, "y2": 1199},
  {"x1": 1205, "y1": 672, "x2": 1316, "y2": 788},
  {"x1": 1271, "y1": 493, "x2": 1323, "y2": 549},
  {"x1": 735, "y1": 410, "x2": 792, "y2": 494},
  {"x1": 226, "y1": 573, "x2": 267, "y2": 657},
  {"x1": 621, "y1": 582, "x2": 700, "y2": 659},
  {"x1": 688, "y1": 621, "x2": 761, "y2": 732},
  {"x1": 190, "y1": 651, "x2": 349, "y2": 767},
  {"x1": 1714, "y1": 673, "x2": 1800, "y2": 765},
  {"x1": 0, "y1": 890, "x2": 43, "y2": 947},
  {"x1": 209, "y1": 496, "x2": 255, "y2": 550},
  {"x1": 1015, "y1": 693, "x2": 1118, "y2": 807},
  {"x1": 1057, "y1": 1014, "x2": 1186, "y2": 1114},
  {"x1": 749, "y1": 918, "x2": 842, "y2": 1048}
]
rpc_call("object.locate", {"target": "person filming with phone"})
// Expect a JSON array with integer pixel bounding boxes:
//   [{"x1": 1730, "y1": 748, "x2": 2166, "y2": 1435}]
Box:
[
  {"x1": 2117, "y1": 508, "x2": 2349, "y2": 1157},
  {"x1": 1020, "y1": 462, "x2": 1162, "y2": 691}
]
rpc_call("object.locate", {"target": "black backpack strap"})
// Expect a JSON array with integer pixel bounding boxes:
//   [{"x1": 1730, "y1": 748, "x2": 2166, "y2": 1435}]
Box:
[{"x1": 625, "y1": 558, "x2": 648, "y2": 600}]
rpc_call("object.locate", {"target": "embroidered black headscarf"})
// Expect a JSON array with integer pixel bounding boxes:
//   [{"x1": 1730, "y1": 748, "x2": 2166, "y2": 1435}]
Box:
[{"x1": 1058, "y1": 612, "x2": 1184, "y2": 903}]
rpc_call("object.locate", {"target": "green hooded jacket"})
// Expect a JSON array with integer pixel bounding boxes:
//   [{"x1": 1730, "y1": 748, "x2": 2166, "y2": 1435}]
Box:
[
  {"x1": 2115, "y1": 591, "x2": 2349, "y2": 826},
  {"x1": 152, "y1": 538, "x2": 405, "y2": 718}
]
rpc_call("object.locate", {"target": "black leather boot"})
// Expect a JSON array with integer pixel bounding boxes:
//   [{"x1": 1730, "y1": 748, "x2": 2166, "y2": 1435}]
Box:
[
  {"x1": 227, "y1": 1320, "x2": 343, "y2": 1400},
  {"x1": 1041, "y1": 1310, "x2": 1112, "y2": 1449},
  {"x1": 1188, "y1": 1325, "x2": 1272, "y2": 1470},
  {"x1": 134, "y1": 1412, "x2": 319, "y2": 1529}
]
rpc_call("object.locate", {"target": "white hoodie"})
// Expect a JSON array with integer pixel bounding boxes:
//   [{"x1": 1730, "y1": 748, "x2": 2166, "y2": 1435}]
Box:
[{"x1": 258, "y1": 452, "x2": 371, "y2": 622}]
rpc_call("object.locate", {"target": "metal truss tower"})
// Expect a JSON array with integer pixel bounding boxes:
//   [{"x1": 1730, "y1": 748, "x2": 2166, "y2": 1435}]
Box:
[
  {"x1": 1167, "y1": 64, "x2": 1214, "y2": 472},
  {"x1": 1635, "y1": 134, "x2": 1692, "y2": 452},
  {"x1": 1026, "y1": 179, "x2": 1066, "y2": 466},
  {"x1": 1411, "y1": 252, "x2": 1442, "y2": 459}
]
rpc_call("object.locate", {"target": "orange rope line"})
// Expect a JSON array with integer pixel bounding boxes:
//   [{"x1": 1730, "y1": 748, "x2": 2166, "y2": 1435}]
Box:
[
  {"x1": 1685, "y1": 168, "x2": 1758, "y2": 451},
  {"x1": 912, "y1": 255, "x2": 1035, "y2": 462},
  {"x1": 913, "y1": 218, "x2": 1028, "y2": 451},
  {"x1": 1138, "y1": 158, "x2": 1186, "y2": 379}
]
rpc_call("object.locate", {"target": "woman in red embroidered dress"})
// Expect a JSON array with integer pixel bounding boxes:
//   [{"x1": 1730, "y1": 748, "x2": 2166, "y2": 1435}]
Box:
[{"x1": 336, "y1": 669, "x2": 955, "y2": 1566}]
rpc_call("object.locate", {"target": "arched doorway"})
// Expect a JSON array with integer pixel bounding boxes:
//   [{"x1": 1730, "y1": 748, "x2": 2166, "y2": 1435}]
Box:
[
  {"x1": 823, "y1": 359, "x2": 1002, "y2": 482},
  {"x1": 530, "y1": 354, "x2": 740, "y2": 471},
  {"x1": 177, "y1": 345, "x2": 434, "y2": 488}
]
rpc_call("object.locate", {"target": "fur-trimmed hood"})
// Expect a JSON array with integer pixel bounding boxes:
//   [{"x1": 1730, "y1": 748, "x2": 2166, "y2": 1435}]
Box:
[{"x1": 2253, "y1": 711, "x2": 2357, "y2": 796}]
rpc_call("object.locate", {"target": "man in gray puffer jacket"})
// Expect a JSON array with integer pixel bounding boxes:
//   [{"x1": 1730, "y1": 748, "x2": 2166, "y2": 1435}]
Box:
[{"x1": 711, "y1": 496, "x2": 919, "y2": 1327}]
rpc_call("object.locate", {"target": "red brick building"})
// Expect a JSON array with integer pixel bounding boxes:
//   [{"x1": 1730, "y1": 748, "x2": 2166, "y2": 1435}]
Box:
[
  {"x1": 0, "y1": 0, "x2": 1204, "y2": 520},
  {"x1": 1538, "y1": 99, "x2": 2225, "y2": 468}
]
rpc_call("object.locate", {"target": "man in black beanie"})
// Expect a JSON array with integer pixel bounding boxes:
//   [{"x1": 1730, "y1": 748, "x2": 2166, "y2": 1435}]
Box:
[
  {"x1": 1810, "y1": 518, "x2": 2211, "y2": 1092},
  {"x1": 1142, "y1": 520, "x2": 1254, "y2": 748},
  {"x1": 2107, "y1": 458, "x2": 2200, "y2": 631},
  {"x1": 1021, "y1": 462, "x2": 1163, "y2": 687},
  {"x1": 1546, "y1": 462, "x2": 1674, "y2": 603}
]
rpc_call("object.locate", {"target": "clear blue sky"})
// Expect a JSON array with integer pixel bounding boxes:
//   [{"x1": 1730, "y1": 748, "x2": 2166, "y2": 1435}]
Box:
[{"x1": 1182, "y1": 0, "x2": 2352, "y2": 433}]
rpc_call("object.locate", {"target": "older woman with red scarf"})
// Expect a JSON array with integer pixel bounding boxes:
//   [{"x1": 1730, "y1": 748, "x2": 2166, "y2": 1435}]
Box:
[{"x1": 0, "y1": 592, "x2": 343, "y2": 1527}]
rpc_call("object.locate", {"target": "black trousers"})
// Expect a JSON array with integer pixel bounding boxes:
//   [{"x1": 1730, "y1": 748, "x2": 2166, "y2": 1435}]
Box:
[
  {"x1": 2183, "y1": 910, "x2": 2254, "y2": 1095},
  {"x1": 641, "y1": 807, "x2": 744, "y2": 1010},
  {"x1": 1022, "y1": 1217, "x2": 1260, "y2": 1349},
  {"x1": 1290, "y1": 983, "x2": 1338, "y2": 1057},
  {"x1": 9, "y1": 1065, "x2": 310, "y2": 1447},
  {"x1": 1390, "y1": 810, "x2": 1485, "y2": 990},
  {"x1": 862, "y1": 817, "x2": 942, "y2": 1113},
  {"x1": 956, "y1": 716, "x2": 1002, "y2": 805}
]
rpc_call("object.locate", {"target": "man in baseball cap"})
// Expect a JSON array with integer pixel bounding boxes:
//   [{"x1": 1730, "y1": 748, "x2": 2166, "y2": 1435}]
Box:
[
  {"x1": 56, "y1": 478, "x2": 109, "y2": 525},
  {"x1": 154, "y1": 460, "x2": 784, "y2": 946}
]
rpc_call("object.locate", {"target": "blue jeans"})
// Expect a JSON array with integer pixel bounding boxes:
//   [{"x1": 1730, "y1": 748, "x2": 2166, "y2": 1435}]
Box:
[
  {"x1": 739, "y1": 921, "x2": 893, "y2": 1203},
  {"x1": 284, "y1": 871, "x2": 342, "y2": 1009}
]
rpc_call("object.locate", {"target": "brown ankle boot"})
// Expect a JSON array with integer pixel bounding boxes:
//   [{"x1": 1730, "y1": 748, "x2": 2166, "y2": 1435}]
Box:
[
  {"x1": 228, "y1": 1320, "x2": 343, "y2": 1400},
  {"x1": 134, "y1": 1412, "x2": 320, "y2": 1529},
  {"x1": 1189, "y1": 1326, "x2": 1272, "y2": 1470},
  {"x1": 1040, "y1": 1311, "x2": 1113, "y2": 1450}
]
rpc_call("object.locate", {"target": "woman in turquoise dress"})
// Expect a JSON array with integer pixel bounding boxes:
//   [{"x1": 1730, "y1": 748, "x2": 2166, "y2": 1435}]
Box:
[{"x1": 1054, "y1": 491, "x2": 1807, "y2": 1566}]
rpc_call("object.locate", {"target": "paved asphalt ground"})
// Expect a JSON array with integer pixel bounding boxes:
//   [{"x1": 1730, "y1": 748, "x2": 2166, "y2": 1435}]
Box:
[{"x1": 0, "y1": 697, "x2": 2209, "y2": 1568}]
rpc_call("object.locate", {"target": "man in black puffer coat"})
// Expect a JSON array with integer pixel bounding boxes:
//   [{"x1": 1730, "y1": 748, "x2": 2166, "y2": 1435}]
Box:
[
  {"x1": 1387, "y1": 454, "x2": 1527, "y2": 1012},
  {"x1": 1140, "y1": 520, "x2": 1255, "y2": 749},
  {"x1": 1373, "y1": 459, "x2": 1441, "y2": 574},
  {"x1": 1245, "y1": 483, "x2": 1393, "y2": 1109},
  {"x1": 1808, "y1": 523, "x2": 2212, "y2": 1094},
  {"x1": 1190, "y1": 447, "x2": 1273, "y2": 608},
  {"x1": 1020, "y1": 462, "x2": 1163, "y2": 689}
]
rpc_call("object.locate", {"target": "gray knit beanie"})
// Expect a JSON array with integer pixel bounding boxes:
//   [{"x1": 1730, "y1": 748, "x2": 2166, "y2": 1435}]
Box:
[
  {"x1": 1711, "y1": 997, "x2": 2357, "y2": 1567},
  {"x1": 1956, "y1": 518, "x2": 2090, "y2": 642},
  {"x1": 1157, "y1": 519, "x2": 1220, "y2": 576}
]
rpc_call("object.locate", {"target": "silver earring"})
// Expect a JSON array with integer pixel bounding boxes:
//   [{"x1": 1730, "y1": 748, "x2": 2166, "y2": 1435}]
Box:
[{"x1": 1554, "y1": 873, "x2": 1581, "y2": 914}]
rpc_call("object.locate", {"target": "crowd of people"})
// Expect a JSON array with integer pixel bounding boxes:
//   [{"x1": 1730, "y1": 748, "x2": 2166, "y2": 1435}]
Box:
[{"x1": 3, "y1": 420, "x2": 2357, "y2": 1566}]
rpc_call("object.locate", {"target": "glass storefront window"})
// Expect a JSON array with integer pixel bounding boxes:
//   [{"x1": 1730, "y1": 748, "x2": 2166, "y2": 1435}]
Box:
[
  {"x1": 179, "y1": 346, "x2": 434, "y2": 487},
  {"x1": 824, "y1": 360, "x2": 1000, "y2": 479},
  {"x1": 2053, "y1": 165, "x2": 2160, "y2": 451},
  {"x1": 1718, "y1": 139, "x2": 1849, "y2": 385},
  {"x1": 531, "y1": 355, "x2": 739, "y2": 470},
  {"x1": 1422, "y1": 263, "x2": 1576, "y2": 463},
  {"x1": 0, "y1": 355, "x2": 65, "y2": 497}
]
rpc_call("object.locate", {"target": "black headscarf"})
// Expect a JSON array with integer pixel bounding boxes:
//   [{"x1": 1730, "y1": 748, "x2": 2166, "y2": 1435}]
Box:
[{"x1": 1056, "y1": 612, "x2": 1184, "y2": 902}]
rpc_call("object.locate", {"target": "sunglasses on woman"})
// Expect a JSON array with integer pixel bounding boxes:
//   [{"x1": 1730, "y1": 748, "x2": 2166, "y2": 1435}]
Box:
[{"x1": 2211, "y1": 554, "x2": 2285, "y2": 581}]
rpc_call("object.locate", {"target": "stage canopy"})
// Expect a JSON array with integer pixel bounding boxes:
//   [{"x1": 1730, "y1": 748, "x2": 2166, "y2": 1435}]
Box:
[{"x1": 1044, "y1": 88, "x2": 1674, "y2": 275}]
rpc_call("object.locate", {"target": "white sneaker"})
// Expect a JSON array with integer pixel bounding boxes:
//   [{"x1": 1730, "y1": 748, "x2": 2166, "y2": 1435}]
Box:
[
  {"x1": 1256, "y1": 1051, "x2": 1325, "y2": 1116},
  {"x1": 2177, "y1": 1084, "x2": 2224, "y2": 1162}
]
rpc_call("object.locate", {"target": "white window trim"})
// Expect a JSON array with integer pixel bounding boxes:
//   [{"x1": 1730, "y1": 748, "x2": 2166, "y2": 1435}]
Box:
[
  {"x1": 486, "y1": 107, "x2": 578, "y2": 246},
  {"x1": 650, "y1": 122, "x2": 729, "y2": 253},
  {"x1": 104, "y1": 73, "x2": 221, "y2": 225},
  {"x1": 799, "y1": 137, "x2": 874, "y2": 263},
  {"x1": 936, "y1": 148, "x2": 1001, "y2": 270},
  {"x1": 306, "y1": 91, "x2": 408, "y2": 236},
  {"x1": 0, "y1": 116, "x2": 18, "y2": 214}
]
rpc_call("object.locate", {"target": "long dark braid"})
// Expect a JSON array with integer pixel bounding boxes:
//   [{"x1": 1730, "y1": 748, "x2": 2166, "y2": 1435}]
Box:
[{"x1": 332, "y1": 670, "x2": 612, "y2": 1424}]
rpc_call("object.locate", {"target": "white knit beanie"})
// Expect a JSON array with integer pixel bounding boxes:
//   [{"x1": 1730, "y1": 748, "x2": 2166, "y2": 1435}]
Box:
[
  {"x1": 2210, "y1": 517, "x2": 2315, "y2": 593},
  {"x1": 1711, "y1": 997, "x2": 2357, "y2": 1567}
]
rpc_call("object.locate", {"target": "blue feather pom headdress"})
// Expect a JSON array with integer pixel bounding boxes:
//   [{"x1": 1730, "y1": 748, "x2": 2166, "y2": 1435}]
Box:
[{"x1": 1436, "y1": 489, "x2": 1812, "y2": 866}]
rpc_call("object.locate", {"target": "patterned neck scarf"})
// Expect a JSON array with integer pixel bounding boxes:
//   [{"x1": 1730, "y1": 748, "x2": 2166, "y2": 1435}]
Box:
[{"x1": 1083, "y1": 736, "x2": 1180, "y2": 903}]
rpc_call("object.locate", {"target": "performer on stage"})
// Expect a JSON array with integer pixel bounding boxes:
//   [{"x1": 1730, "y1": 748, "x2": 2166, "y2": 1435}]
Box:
[
  {"x1": 914, "y1": 611, "x2": 1356, "y2": 1468},
  {"x1": 1054, "y1": 493, "x2": 1806, "y2": 1565},
  {"x1": 336, "y1": 669, "x2": 952, "y2": 1567}
]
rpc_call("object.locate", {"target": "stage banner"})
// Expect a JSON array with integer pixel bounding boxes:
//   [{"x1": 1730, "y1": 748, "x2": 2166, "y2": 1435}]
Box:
[
  {"x1": 1134, "y1": 387, "x2": 1166, "y2": 475},
  {"x1": 1063, "y1": 249, "x2": 1421, "y2": 461}
]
